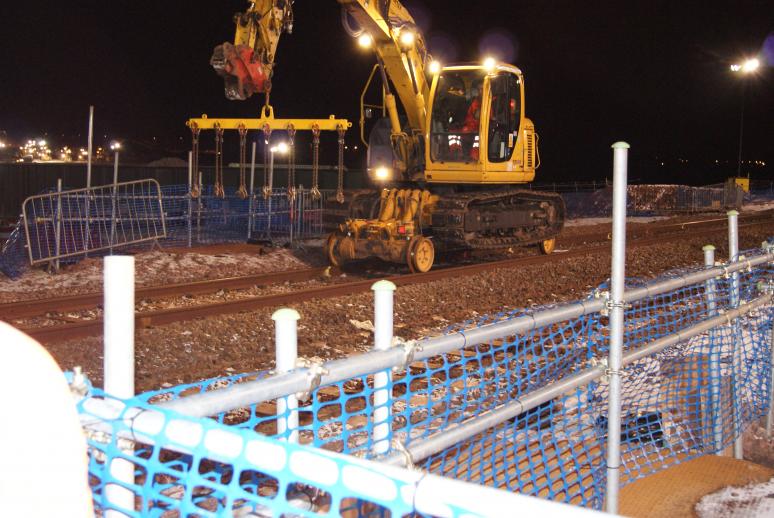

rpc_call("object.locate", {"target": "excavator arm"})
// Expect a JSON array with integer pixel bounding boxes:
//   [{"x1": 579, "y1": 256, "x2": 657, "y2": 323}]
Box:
[
  {"x1": 210, "y1": 0, "x2": 294, "y2": 100},
  {"x1": 212, "y1": 0, "x2": 431, "y2": 172}
]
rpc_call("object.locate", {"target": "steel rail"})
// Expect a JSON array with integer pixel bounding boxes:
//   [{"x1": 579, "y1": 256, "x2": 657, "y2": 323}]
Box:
[
  {"x1": 1, "y1": 266, "x2": 333, "y2": 320},
  {"x1": 15, "y1": 218, "x2": 774, "y2": 344},
  {"x1": 7, "y1": 212, "x2": 772, "y2": 320}
]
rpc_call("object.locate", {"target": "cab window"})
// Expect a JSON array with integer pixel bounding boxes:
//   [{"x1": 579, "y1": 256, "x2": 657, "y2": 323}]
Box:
[
  {"x1": 487, "y1": 74, "x2": 521, "y2": 162},
  {"x1": 430, "y1": 69, "x2": 486, "y2": 163}
]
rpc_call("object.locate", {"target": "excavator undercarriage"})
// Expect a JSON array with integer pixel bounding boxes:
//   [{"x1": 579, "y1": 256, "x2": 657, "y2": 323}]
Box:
[{"x1": 324, "y1": 188, "x2": 565, "y2": 271}]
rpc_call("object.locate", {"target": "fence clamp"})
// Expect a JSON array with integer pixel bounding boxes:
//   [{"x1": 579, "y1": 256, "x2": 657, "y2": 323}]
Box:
[
  {"x1": 393, "y1": 339, "x2": 423, "y2": 373},
  {"x1": 591, "y1": 357, "x2": 609, "y2": 381},
  {"x1": 391, "y1": 439, "x2": 415, "y2": 470},
  {"x1": 295, "y1": 358, "x2": 329, "y2": 402}
]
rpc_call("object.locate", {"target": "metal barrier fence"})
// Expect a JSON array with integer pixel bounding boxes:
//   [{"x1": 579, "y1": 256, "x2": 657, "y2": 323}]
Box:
[
  {"x1": 162, "y1": 185, "x2": 330, "y2": 247},
  {"x1": 75, "y1": 241, "x2": 765, "y2": 517},
  {"x1": 1, "y1": 183, "x2": 331, "y2": 278},
  {"x1": 628, "y1": 184, "x2": 742, "y2": 214},
  {"x1": 21, "y1": 179, "x2": 166, "y2": 266}
]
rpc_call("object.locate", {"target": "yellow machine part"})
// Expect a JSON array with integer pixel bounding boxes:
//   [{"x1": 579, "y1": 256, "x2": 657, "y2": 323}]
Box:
[{"x1": 187, "y1": 105, "x2": 351, "y2": 132}]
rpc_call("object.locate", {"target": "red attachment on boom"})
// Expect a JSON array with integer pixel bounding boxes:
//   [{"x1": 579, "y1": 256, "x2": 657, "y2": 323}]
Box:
[{"x1": 210, "y1": 42, "x2": 269, "y2": 101}]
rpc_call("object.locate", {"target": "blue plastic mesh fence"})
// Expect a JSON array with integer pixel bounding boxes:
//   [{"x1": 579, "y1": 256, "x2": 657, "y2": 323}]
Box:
[
  {"x1": 0, "y1": 183, "x2": 330, "y2": 278},
  {"x1": 77, "y1": 380, "x2": 606, "y2": 517},
  {"x1": 105, "y1": 247, "x2": 774, "y2": 514}
]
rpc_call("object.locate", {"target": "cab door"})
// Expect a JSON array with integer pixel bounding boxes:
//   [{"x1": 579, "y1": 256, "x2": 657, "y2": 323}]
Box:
[{"x1": 483, "y1": 72, "x2": 534, "y2": 182}]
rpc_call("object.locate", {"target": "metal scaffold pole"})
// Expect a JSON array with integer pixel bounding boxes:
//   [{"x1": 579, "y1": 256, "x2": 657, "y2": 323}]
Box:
[
  {"x1": 728, "y1": 210, "x2": 744, "y2": 460},
  {"x1": 248, "y1": 141, "x2": 256, "y2": 240},
  {"x1": 605, "y1": 141, "x2": 629, "y2": 515},
  {"x1": 703, "y1": 244, "x2": 725, "y2": 454},
  {"x1": 187, "y1": 151, "x2": 193, "y2": 248},
  {"x1": 85, "y1": 105, "x2": 94, "y2": 256}
]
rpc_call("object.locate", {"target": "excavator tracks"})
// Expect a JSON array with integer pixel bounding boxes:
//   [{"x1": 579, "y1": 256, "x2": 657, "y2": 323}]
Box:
[
  {"x1": 325, "y1": 188, "x2": 565, "y2": 252},
  {"x1": 431, "y1": 189, "x2": 565, "y2": 250}
]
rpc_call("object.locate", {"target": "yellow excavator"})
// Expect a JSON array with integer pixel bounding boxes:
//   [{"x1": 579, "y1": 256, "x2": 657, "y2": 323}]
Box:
[{"x1": 211, "y1": 0, "x2": 564, "y2": 272}]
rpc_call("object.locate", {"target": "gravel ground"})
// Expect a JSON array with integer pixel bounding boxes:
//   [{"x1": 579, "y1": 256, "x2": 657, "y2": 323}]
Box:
[{"x1": 34, "y1": 225, "x2": 771, "y2": 392}]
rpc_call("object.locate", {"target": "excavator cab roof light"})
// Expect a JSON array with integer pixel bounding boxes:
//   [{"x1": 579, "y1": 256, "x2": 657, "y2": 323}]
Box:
[
  {"x1": 483, "y1": 57, "x2": 497, "y2": 73},
  {"x1": 429, "y1": 60, "x2": 441, "y2": 74}
]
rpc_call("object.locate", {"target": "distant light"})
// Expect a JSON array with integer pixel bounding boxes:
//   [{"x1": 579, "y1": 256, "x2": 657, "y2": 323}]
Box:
[
  {"x1": 37, "y1": 139, "x2": 46, "y2": 146},
  {"x1": 271, "y1": 142, "x2": 289, "y2": 154},
  {"x1": 374, "y1": 166, "x2": 390, "y2": 180},
  {"x1": 358, "y1": 34, "x2": 373, "y2": 48},
  {"x1": 399, "y1": 30, "x2": 415, "y2": 49},
  {"x1": 742, "y1": 58, "x2": 760, "y2": 73},
  {"x1": 483, "y1": 57, "x2": 497, "y2": 73},
  {"x1": 429, "y1": 60, "x2": 441, "y2": 74},
  {"x1": 0, "y1": 141, "x2": 5, "y2": 149},
  {"x1": 110, "y1": 141, "x2": 122, "y2": 151},
  {"x1": 730, "y1": 58, "x2": 760, "y2": 74}
]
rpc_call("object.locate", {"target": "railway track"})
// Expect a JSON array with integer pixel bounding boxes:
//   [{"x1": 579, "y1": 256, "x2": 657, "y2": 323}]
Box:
[{"x1": 11, "y1": 213, "x2": 774, "y2": 344}]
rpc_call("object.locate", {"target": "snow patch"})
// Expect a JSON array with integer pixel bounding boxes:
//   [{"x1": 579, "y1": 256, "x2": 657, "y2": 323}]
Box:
[{"x1": 695, "y1": 477, "x2": 774, "y2": 518}]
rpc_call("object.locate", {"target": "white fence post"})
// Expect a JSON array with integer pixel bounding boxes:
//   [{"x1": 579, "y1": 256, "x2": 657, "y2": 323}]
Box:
[
  {"x1": 273, "y1": 308, "x2": 300, "y2": 443},
  {"x1": 703, "y1": 244, "x2": 725, "y2": 454},
  {"x1": 104, "y1": 255, "x2": 135, "y2": 516},
  {"x1": 605, "y1": 141, "x2": 629, "y2": 515},
  {"x1": 372, "y1": 280, "x2": 396, "y2": 455},
  {"x1": 727, "y1": 210, "x2": 744, "y2": 460}
]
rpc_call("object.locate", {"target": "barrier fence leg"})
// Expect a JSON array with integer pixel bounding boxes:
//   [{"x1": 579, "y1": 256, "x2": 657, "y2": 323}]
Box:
[
  {"x1": 703, "y1": 245, "x2": 725, "y2": 454},
  {"x1": 372, "y1": 280, "x2": 396, "y2": 455},
  {"x1": 273, "y1": 308, "x2": 300, "y2": 443},
  {"x1": 605, "y1": 141, "x2": 629, "y2": 515},
  {"x1": 103, "y1": 256, "x2": 135, "y2": 517},
  {"x1": 728, "y1": 210, "x2": 744, "y2": 460}
]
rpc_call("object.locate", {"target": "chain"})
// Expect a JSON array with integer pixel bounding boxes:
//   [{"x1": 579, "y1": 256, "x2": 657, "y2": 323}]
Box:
[
  {"x1": 236, "y1": 124, "x2": 248, "y2": 199},
  {"x1": 287, "y1": 124, "x2": 297, "y2": 202},
  {"x1": 190, "y1": 122, "x2": 200, "y2": 198},
  {"x1": 262, "y1": 124, "x2": 272, "y2": 199},
  {"x1": 311, "y1": 125, "x2": 321, "y2": 199},
  {"x1": 214, "y1": 124, "x2": 225, "y2": 198},
  {"x1": 336, "y1": 125, "x2": 346, "y2": 203}
]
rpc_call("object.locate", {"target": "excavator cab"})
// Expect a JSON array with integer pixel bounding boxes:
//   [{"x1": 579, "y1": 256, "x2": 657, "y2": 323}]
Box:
[{"x1": 422, "y1": 64, "x2": 537, "y2": 185}]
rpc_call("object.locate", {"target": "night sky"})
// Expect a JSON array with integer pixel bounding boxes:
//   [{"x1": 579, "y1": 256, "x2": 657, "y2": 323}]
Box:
[{"x1": 1, "y1": 0, "x2": 772, "y2": 184}]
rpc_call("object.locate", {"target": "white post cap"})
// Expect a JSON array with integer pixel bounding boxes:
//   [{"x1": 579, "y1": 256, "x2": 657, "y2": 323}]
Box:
[
  {"x1": 371, "y1": 280, "x2": 397, "y2": 292},
  {"x1": 272, "y1": 308, "x2": 301, "y2": 321}
]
